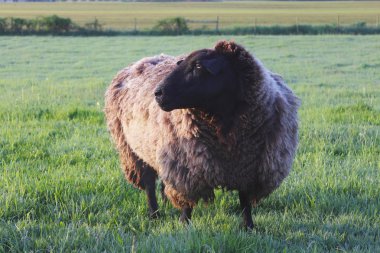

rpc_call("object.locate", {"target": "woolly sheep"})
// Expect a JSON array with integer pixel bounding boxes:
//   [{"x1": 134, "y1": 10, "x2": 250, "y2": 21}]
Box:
[{"x1": 104, "y1": 41, "x2": 300, "y2": 229}]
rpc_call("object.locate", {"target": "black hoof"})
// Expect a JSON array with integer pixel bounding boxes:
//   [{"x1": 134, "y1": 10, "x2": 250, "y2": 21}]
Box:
[
  {"x1": 245, "y1": 222, "x2": 254, "y2": 231},
  {"x1": 149, "y1": 210, "x2": 160, "y2": 219},
  {"x1": 179, "y1": 214, "x2": 190, "y2": 224},
  {"x1": 179, "y1": 206, "x2": 192, "y2": 225}
]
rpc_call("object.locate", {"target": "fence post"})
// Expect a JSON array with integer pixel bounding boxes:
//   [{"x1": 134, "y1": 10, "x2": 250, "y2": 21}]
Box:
[
  {"x1": 134, "y1": 18, "x2": 137, "y2": 33},
  {"x1": 377, "y1": 15, "x2": 379, "y2": 27},
  {"x1": 254, "y1": 18, "x2": 257, "y2": 34},
  {"x1": 296, "y1": 17, "x2": 299, "y2": 34},
  {"x1": 216, "y1": 16, "x2": 219, "y2": 33},
  {"x1": 337, "y1": 15, "x2": 340, "y2": 34}
]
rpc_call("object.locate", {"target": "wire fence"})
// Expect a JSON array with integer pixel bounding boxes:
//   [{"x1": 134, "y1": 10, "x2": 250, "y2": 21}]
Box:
[
  {"x1": 1, "y1": 14, "x2": 380, "y2": 35},
  {"x1": 125, "y1": 15, "x2": 380, "y2": 32}
]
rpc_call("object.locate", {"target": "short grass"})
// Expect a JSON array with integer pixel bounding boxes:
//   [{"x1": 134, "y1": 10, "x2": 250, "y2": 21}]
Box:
[
  {"x1": 0, "y1": 35, "x2": 379, "y2": 252},
  {"x1": 0, "y1": 1, "x2": 380, "y2": 30}
]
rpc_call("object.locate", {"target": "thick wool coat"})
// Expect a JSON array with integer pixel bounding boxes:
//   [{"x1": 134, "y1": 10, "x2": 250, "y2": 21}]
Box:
[{"x1": 104, "y1": 41, "x2": 300, "y2": 208}]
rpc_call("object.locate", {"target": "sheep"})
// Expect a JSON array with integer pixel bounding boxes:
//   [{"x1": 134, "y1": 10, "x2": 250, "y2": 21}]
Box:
[{"x1": 104, "y1": 40, "x2": 300, "y2": 229}]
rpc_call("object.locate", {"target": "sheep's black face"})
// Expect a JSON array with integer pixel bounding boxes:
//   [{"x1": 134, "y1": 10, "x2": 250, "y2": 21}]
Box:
[{"x1": 155, "y1": 49, "x2": 238, "y2": 115}]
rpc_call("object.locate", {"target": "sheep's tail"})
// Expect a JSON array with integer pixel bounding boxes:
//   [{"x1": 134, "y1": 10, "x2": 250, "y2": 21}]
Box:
[{"x1": 104, "y1": 68, "x2": 156, "y2": 190}]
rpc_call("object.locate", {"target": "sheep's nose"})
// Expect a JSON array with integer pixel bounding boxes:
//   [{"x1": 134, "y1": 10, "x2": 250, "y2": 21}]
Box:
[{"x1": 154, "y1": 88, "x2": 163, "y2": 98}]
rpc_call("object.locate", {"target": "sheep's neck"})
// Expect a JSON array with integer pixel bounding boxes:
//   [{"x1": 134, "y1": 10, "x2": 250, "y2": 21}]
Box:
[
  {"x1": 200, "y1": 90, "x2": 241, "y2": 132},
  {"x1": 190, "y1": 104, "x2": 239, "y2": 146}
]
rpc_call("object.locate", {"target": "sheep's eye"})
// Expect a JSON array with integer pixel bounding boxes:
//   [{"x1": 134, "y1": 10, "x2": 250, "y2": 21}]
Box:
[
  {"x1": 176, "y1": 60, "x2": 183, "y2": 65},
  {"x1": 195, "y1": 63, "x2": 202, "y2": 69}
]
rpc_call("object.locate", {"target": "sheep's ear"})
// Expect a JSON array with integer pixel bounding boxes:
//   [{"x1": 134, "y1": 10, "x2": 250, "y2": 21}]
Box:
[{"x1": 201, "y1": 57, "x2": 226, "y2": 75}]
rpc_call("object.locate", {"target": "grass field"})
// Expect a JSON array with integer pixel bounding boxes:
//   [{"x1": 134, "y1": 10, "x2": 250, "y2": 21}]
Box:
[
  {"x1": 0, "y1": 35, "x2": 380, "y2": 252},
  {"x1": 0, "y1": 1, "x2": 380, "y2": 30}
]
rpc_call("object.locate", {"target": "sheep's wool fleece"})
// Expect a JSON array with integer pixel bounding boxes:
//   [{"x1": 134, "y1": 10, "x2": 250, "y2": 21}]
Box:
[{"x1": 105, "y1": 41, "x2": 300, "y2": 208}]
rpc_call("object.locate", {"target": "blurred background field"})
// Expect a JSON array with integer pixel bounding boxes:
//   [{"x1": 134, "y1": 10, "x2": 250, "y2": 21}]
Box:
[{"x1": 0, "y1": 1, "x2": 380, "y2": 31}]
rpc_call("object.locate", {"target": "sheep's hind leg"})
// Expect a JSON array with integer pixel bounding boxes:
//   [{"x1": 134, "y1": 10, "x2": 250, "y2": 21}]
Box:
[
  {"x1": 160, "y1": 181, "x2": 168, "y2": 204},
  {"x1": 238, "y1": 191, "x2": 254, "y2": 230}
]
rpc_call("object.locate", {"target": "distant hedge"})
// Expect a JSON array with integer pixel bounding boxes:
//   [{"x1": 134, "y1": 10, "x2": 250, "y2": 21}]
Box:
[
  {"x1": 1, "y1": 15, "x2": 380, "y2": 35},
  {"x1": 153, "y1": 17, "x2": 189, "y2": 35},
  {"x1": 0, "y1": 16, "x2": 76, "y2": 34},
  {"x1": 0, "y1": 15, "x2": 103, "y2": 35}
]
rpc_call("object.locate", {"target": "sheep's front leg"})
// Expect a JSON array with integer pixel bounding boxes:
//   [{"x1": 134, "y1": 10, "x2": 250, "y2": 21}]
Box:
[
  {"x1": 145, "y1": 184, "x2": 159, "y2": 219},
  {"x1": 143, "y1": 170, "x2": 159, "y2": 219},
  {"x1": 238, "y1": 191, "x2": 254, "y2": 230},
  {"x1": 179, "y1": 206, "x2": 193, "y2": 224},
  {"x1": 161, "y1": 182, "x2": 195, "y2": 224}
]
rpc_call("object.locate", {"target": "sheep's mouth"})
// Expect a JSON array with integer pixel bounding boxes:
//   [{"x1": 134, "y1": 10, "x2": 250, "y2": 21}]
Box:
[
  {"x1": 156, "y1": 100, "x2": 175, "y2": 112},
  {"x1": 159, "y1": 104, "x2": 174, "y2": 112}
]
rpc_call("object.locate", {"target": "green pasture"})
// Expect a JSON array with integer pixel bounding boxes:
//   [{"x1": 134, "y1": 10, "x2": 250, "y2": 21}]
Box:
[
  {"x1": 0, "y1": 1, "x2": 380, "y2": 30},
  {"x1": 0, "y1": 35, "x2": 379, "y2": 252}
]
